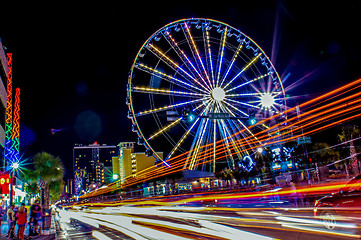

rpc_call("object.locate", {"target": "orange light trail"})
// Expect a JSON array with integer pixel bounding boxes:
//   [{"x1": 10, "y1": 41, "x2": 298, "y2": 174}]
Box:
[{"x1": 81, "y1": 78, "x2": 361, "y2": 198}]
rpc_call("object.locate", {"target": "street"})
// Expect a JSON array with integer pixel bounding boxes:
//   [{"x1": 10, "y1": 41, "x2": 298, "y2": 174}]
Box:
[{"x1": 55, "y1": 203, "x2": 360, "y2": 240}]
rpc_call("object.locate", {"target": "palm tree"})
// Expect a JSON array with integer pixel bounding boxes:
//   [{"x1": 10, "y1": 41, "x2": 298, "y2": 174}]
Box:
[
  {"x1": 338, "y1": 125, "x2": 360, "y2": 175},
  {"x1": 311, "y1": 142, "x2": 340, "y2": 165},
  {"x1": 216, "y1": 168, "x2": 234, "y2": 187},
  {"x1": 25, "y1": 182, "x2": 40, "y2": 204},
  {"x1": 48, "y1": 179, "x2": 64, "y2": 202},
  {"x1": 25, "y1": 152, "x2": 64, "y2": 209}
]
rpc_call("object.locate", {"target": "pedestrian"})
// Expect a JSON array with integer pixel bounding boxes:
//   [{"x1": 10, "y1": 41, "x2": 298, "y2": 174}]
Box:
[
  {"x1": 36, "y1": 206, "x2": 43, "y2": 235},
  {"x1": 30, "y1": 200, "x2": 41, "y2": 236},
  {"x1": 21, "y1": 203, "x2": 27, "y2": 213},
  {"x1": 16, "y1": 205, "x2": 27, "y2": 240},
  {"x1": 0, "y1": 203, "x2": 4, "y2": 237},
  {"x1": 6, "y1": 204, "x2": 15, "y2": 238}
]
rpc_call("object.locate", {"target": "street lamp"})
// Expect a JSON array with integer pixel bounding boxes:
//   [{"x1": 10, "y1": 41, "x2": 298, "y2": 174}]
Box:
[
  {"x1": 10, "y1": 161, "x2": 19, "y2": 205},
  {"x1": 112, "y1": 174, "x2": 119, "y2": 181},
  {"x1": 257, "y1": 147, "x2": 263, "y2": 154}
]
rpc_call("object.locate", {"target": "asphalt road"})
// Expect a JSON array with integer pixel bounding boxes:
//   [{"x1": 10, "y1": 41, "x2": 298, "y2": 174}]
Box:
[{"x1": 54, "y1": 205, "x2": 360, "y2": 240}]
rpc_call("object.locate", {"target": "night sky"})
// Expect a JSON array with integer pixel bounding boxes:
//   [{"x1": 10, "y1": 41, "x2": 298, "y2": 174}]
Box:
[{"x1": 0, "y1": 1, "x2": 361, "y2": 179}]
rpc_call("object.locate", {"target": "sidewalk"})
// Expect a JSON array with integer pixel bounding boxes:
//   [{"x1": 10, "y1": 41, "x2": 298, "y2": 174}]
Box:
[{"x1": 0, "y1": 216, "x2": 56, "y2": 240}]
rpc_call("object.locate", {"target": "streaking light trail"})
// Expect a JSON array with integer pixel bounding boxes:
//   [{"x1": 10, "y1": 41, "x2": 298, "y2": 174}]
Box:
[{"x1": 82, "y1": 77, "x2": 361, "y2": 198}]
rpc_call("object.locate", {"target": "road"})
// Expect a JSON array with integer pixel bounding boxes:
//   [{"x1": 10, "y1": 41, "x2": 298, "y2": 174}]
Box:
[{"x1": 54, "y1": 204, "x2": 360, "y2": 240}]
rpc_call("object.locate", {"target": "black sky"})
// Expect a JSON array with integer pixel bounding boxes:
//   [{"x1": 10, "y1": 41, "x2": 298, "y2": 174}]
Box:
[{"x1": 0, "y1": 1, "x2": 361, "y2": 179}]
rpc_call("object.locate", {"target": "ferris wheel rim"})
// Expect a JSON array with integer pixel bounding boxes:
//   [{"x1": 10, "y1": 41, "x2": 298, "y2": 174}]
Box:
[{"x1": 127, "y1": 18, "x2": 287, "y2": 170}]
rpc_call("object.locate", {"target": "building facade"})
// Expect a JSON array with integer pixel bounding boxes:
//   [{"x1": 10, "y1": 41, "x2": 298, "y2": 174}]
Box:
[
  {"x1": 112, "y1": 142, "x2": 162, "y2": 184},
  {"x1": 73, "y1": 142, "x2": 118, "y2": 195},
  {"x1": 0, "y1": 39, "x2": 8, "y2": 169}
]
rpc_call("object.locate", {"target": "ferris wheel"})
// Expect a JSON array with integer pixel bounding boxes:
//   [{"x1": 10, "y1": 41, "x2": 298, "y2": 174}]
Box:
[{"x1": 127, "y1": 18, "x2": 286, "y2": 173}]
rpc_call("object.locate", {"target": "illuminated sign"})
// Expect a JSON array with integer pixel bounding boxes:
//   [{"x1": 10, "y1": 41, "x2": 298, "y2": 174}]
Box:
[{"x1": 209, "y1": 112, "x2": 230, "y2": 119}]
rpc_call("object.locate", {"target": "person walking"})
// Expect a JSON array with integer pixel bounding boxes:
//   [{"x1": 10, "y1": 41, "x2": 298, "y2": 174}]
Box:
[
  {"x1": 36, "y1": 206, "x2": 43, "y2": 235},
  {"x1": 30, "y1": 200, "x2": 43, "y2": 236},
  {"x1": 0, "y1": 203, "x2": 4, "y2": 237},
  {"x1": 6, "y1": 204, "x2": 15, "y2": 238},
  {"x1": 16, "y1": 205, "x2": 27, "y2": 240}
]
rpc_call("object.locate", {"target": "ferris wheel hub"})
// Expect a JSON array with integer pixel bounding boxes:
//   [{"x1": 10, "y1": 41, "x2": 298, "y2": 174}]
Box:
[
  {"x1": 211, "y1": 87, "x2": 226, "y2": 102},
  {"x1": 260, "y1": 93, "x2": 275, "y2": 108}
]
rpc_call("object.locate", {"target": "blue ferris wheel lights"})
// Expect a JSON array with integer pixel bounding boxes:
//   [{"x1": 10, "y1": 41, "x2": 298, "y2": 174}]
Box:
[{"x1": 249, "y1": 118, "x2": 257, "y2": 125}]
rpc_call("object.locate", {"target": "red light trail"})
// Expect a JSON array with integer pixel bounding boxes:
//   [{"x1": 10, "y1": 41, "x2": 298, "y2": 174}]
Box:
[{"x1": 81, "y1": 78, "x2": 361, "y2": 198}]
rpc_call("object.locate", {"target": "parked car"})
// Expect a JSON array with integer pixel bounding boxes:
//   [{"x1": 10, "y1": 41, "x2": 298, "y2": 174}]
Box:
[{"x1": 314, "y1": 174, "x2": 361, "y2": 231}]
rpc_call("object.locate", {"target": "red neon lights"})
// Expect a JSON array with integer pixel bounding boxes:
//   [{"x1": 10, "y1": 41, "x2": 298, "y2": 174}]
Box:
[
  {"x1": 5, "y1": 53, "x2": 13, "y2": 127},
  {"x1": 12, "y1": 88, "x2": 20, "y2": 140}
]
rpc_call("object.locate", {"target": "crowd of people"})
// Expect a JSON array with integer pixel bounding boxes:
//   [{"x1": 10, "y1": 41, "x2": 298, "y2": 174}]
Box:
[{"x1": 0, "y1": 200, "x2": 43, "y2": 239}]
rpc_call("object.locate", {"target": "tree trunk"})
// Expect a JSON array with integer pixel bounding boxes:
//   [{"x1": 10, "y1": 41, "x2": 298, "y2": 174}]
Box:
[
  {"x1": 344, "y1": 162, "x2": 350, "y2": 178},
  {"x1": 349, "y1": 141, "x2": 359, "y2": 175},
  {"x1": 44, "y1": 186, "x2": 50, "y2": 210}
]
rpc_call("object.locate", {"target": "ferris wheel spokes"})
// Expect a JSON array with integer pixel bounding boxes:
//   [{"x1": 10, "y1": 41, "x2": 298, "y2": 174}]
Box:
[
  {"x1": 187, "y1": 118, "x2": 210, "y2": 170},
  {"x1": 219, "y1": 41, "x2": 244, "y2": 88},
  {"x1": 166, "y1": 117, "x2": 200, "y2": 161},
  {"x1": 132, "y1": 86, "x2": 205, "y2": 98},
  {"x1": 225, "y1": 72, "x2": 271, "y2": 94},
  {"x1": 161, "y1": 32, "x2": 212, "y2": 92},
  {"x1": 203, "y1": 29, "x2": 216, "y2": 86},
  {"x1": 146, "y1": 44, "x2": 210, "y2": 92},
  {"x1": 135, "y1": 97, "x2": 207, "y2": 117},
  {"x1": 135, "y1": 63, "x2": 208, "y2": 94},
  {"x1": 182, "y1": 22, "x2": 212, "y2": 89},
  {"x1": 216, "y1": 120, "x2": 236, "y2": 169},
  {"x1": 216, "y1": 27, "x2": 228, "y2": 87},
  {"x1": 147, "y1": 118, "x2": 182, "y2": 141},
  {"x1": 222, "y1": 52, "x2": 262, "y2": 90}
]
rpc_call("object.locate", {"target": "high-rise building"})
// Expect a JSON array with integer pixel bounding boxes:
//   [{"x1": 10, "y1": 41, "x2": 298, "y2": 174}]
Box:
[
  {"x1": 73, "y1": 142, "x2": 118, "y2": 194},
  {"x1": 0, "y1": 39, "x2": 9, "y2": 168},
  {"x1": 112, "y1": 142, "x2": 162, "y2": 184}
]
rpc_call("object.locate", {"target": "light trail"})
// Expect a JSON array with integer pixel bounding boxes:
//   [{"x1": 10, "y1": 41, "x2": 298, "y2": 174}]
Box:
[
  {"x1": 60, "y1": 206, "x2": 276, "y2": 240},
  {"x1": 81, "y1": 78, "x2": 361, "y2": 198},
  {"x1": 119, "y1": 82, "x2": 361, "y2": 189},
  {"x1": 59, "y1": 204, "x2": 361, "y2": 239},
  {"x1": 84, "y1": 105, "x2": 361, "y2": 195}
]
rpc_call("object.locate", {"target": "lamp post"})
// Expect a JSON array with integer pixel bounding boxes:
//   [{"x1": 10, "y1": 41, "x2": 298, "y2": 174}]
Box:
[{"x1": 10, "y1": 162, "x2": 19, "y2": 205}]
